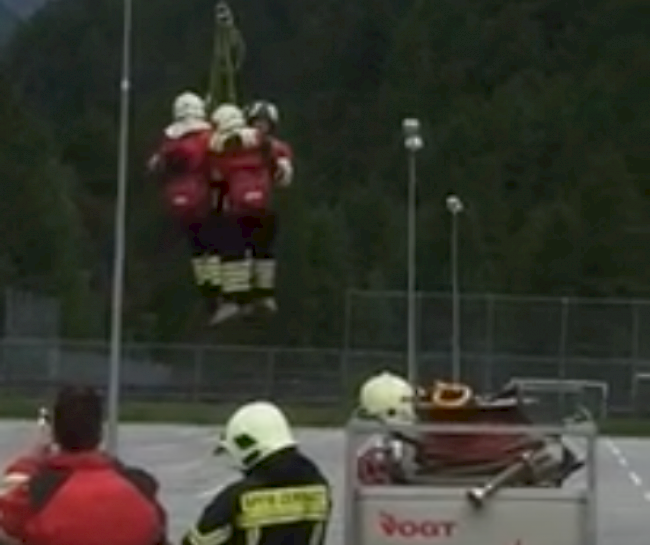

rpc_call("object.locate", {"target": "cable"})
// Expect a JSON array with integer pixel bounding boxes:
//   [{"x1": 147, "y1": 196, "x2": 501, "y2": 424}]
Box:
[{"x1": 207, "y1": 1, "x2": 246, "y2": 111}]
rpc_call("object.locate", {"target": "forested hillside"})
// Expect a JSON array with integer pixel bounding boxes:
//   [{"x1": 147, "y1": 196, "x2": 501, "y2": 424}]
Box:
[
  {"x1": 0, "y1": 3, "x2": 18, "y2": 44},
  {"x1": 1, "y1": 0, "x2": 649, "y2": 346},
  {"x1": 0, "y1": 0, "x2": 49, "y2": 19}
]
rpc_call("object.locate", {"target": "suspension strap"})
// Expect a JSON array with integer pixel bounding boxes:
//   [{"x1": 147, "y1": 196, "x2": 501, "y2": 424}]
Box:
[{"x1": 206, "y1": 1, "x2": 246, "y2": 112}]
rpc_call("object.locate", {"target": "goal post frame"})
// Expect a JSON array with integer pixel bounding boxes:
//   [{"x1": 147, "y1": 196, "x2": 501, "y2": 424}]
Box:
[
  {"x1": 631, "y1": 372, "x2": 650, "y2": 415},
  {"x1": 508, "y1": 376, "x2": 609, "y2": 419}
]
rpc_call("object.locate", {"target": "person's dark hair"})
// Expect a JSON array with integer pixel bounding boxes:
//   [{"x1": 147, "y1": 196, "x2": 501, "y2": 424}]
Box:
[{"x1": 52, "y1": 385, "x2": 103, "y2": 451}]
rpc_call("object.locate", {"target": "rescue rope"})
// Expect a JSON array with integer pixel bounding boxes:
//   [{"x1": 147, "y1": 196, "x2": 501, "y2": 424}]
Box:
[
  {"x1": 416, "y1": 432, "x2": 547, "y2": 476},
  {"x1": 207, "y1": 1, "x2": 246, "y2": 112},
  {"x1": 414, "y1": 387, "x2": 553, "y2": 476}
]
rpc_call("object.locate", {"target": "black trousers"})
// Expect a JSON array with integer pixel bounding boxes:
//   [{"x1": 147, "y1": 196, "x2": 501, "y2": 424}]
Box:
[
  {"x1": 219, "y1": 210, "x2": 277, "y2": 304},
  {"x1": 185, "y1": 213, "x2": 225, "y2": 311}
]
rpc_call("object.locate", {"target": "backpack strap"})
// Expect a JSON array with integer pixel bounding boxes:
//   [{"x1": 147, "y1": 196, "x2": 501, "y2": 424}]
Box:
[
  {"x1": 259, "y1": 136, "x2": 278, "y2": 179},
  {"x1": 28, "y1": 467, "x2": 72, "y2": 513}
]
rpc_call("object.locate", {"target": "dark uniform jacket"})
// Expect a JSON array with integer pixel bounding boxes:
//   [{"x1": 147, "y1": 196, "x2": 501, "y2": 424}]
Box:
[{"x1": 182, "y1": 447, "x2": 331, "y2": 545}]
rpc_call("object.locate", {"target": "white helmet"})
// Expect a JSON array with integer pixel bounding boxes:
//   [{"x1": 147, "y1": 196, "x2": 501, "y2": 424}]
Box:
[
  {"x1": 359, "y1": 371, "x2": 415, "y2": 423},
  {"x1": 211, "y1": 103, "x2": 246, "y2": 134},
  {"x1": 173, "y1": 92, "x2": 205, "y2": 121},
  {"x1": 217, "y1": 401, "x2": 296, "y2": 470}
]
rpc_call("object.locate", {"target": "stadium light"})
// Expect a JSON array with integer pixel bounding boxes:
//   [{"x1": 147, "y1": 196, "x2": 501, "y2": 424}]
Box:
[
  {"x1": 106, "y1": 0, "x2": 132, "y2": 454},
  {"x1": 402, "y1": 118, "x2": 423, "y2": 384},
  {"x1": 446, "y1": 194, "x2": 464, "y2": 382}
]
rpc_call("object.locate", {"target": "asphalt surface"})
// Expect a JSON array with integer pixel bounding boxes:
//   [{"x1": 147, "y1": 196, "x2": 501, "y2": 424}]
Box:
[{"x1": 0, "y1": 422, "x2": 648, "y2": 544}]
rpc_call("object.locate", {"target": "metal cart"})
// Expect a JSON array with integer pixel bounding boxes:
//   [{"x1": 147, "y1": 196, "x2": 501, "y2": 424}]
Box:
[{"x1": 343, "y1": 418, "x2": 597, "y2": 545}]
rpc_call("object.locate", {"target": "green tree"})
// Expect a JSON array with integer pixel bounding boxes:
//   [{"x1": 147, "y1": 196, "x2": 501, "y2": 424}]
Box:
[
  {"x1": 2, "y1": 0, "x2": 649, "y2": 347},
  {"x1": 0, "y1": 72, "x2": 93, "y2": 335}
]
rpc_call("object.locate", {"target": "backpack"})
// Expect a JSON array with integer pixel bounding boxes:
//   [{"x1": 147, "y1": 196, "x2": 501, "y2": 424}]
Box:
[
  {"x1": 158, "y1": 134, "x2": 211, "y2": 221},
  {"x1": 225, "y1": 137, "x2": 276, "y2": 212},
  {"x1": 162, "y1": 175, "x2": 211, "y2": 221}
]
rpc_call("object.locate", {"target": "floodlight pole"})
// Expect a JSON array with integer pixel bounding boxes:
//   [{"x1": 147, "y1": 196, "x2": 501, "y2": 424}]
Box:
[
  {"x1": 106, "y1": 0, "x2": 132, "y2": 455},
  {"x1": 403, "y1": 118, "x2": 423, "y2": 384},
  {"x1": 446, "y1": 194, "x2": 464, "y2": 382}
]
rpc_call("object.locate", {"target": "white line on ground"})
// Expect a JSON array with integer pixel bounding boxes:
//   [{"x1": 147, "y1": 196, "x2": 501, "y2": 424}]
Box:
[
  {"x1": 605, "y1": 439, "x2": 621, "y2": 457},
  {"x1": 127, "y1": 443, "x2": 198, "y2": 453},
  {"x1": 629, "y1": 472, "x2": 642, "y2": 487},
  {"x1": 197, "y1": 486, "x2": 221, "y2": 499},
  {"x1": 156, "y1": 460, "x2": 206, "y2": 473},
  {"x1": 199, "y1": 434, "x2": 219, "y2": 445},
  {"x1": 606, "y1": 438, "x2": 650, "y2": 502}
]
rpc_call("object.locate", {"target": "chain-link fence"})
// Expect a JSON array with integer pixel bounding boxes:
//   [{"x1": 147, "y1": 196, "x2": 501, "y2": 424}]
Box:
[
  {"x1": 2, "y1": 287, "x2": 59, "y2": 338},
  {"x1": 344, "y1": 290, "x2": 650, "y2": 413},
  {"x1": 0, "y1": 338, "x2": 355, "y2": 406},
  {"x1": 3, "y1": 290, "x2": 650, "y2": 415}
]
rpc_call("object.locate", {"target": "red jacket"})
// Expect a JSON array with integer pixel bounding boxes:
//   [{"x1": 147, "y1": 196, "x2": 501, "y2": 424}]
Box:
[
  {"x1": 272, "y1": 138, "x2": 293, "y2": 160},
  {"x1": 150, "y1": 124, "x2": 213, "y2": 222},
  {"x1": 0, "y1": 451, "x2": 166, "y2": 545},
  {"x1": 210, "y1": 128, "x2": 290, "y2": 213}
]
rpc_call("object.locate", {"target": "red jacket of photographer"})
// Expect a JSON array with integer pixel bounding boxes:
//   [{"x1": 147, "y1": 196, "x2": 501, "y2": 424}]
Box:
[{"x1": 0, "y1": 445, "x2": 166, "y2": 545}]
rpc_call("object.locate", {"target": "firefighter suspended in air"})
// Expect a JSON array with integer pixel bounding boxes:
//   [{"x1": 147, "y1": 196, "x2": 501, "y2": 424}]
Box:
[
  {"x1": 244, "y1": 100, "x2": 293, "y2": 180},
  {"x1": 208, "y1": 103, "x2": 293, "y2": 325},
  {"x1": 244, "y1": 101, "x2": 278, "y2": 135},
  {"x1": 148, "y1": 92, "x2": 223, "y2": 317}
]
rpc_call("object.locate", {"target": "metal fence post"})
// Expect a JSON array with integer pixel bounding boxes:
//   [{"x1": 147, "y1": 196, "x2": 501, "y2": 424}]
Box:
[
  {"x1": 341, "y1": 289, "x2": 352, "y2": 398},
  {"x1": 46, "y1": 338, "x2": 60, "y2": 397},
  {"x1": 631, "y1": 301, "x2": 640, "y2": 410},
  {"x1": 484, "y1": 293, "x2": 494, "y2": 392},
  {"x1": 559, "y1": 297, "x2": 569, "y2": 415},
  {"x1": 416, "y1": 290, "x2": 422, "y2": 380},
  {"x1": 559, "y1": 297, "x2": 569, "y2": 379},
  {"x1": 266, "y1": 349, "x2": 276, "y2": 398},
  {"x1": 339, "y1": 346, "x2": 348, "y2": 406},
  {"x1": 0, "y1": 338, "x2": 4, "y2": 390},
  {"x1": 192, "y1": 346, "x2": 203, "y2": 403},
  {"x1": 3, "y1": 287, "x2": 10, "y2": 336}
]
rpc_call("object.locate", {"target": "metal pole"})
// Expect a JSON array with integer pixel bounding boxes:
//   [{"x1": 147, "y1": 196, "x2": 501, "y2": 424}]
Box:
[
  {"x1": 558, "y1": 296, "x2": 569, "y2": 417},
  {"x1": 559, "y1": 297, "x2": 569, "y2": 379},
  {"x1": 631, "y1": 301, "x2": 640, "y2": 412},
  {"x1": 484, "y1": 293, "x2": 494, "y2": 392},
  {"x1": 341, "y1": 289, "x2": 353, "y2": 398},
  {"x1": 402, "y1": 118, "x2": 422, "y2": 384},
  {"x1": 106, "y1": 0, "x2": 132, "y2": 455},
  {"x1": 406, "y1": 150, "x2": 417, "y2": 384},
  {"x1": 446, "y1": 195, "x2": 463, "y2": 382},
  {"x1": 451, "y1": 209, "x2": 460, "y2": 382}
]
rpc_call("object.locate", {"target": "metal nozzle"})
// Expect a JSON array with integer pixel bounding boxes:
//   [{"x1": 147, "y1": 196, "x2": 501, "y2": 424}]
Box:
[
  {"x1": 466, "y1": 487, "x2": 488, "y2": 506},
  {"x1": 466, "y1": 451, "x2": 537, "y2": 508},
  {"x1": 37, "y1": 407, "x2": 50, "y2": 427}
]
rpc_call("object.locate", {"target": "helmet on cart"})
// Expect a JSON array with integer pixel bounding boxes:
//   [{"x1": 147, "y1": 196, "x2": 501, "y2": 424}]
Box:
[{"x1": 359, "y1": 372, "x2": 415, "y2": 423}]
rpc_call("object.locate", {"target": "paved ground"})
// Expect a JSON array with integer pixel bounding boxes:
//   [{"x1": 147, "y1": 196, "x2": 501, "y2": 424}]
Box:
[{"x1": 0, "y1": 421, "x2": 648, "y2": 544}]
